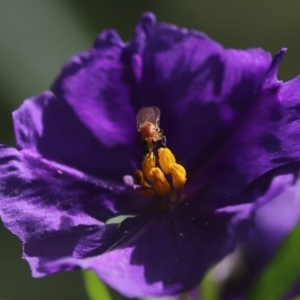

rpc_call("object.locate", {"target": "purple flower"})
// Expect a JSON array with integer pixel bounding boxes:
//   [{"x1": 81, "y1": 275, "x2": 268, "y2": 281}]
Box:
[
  {"x1": 1, "y1": 12, "x2": 300, "y2": 298},
  {"x1": 224, "y1": 174, "x2": 300, "y2": 299}
]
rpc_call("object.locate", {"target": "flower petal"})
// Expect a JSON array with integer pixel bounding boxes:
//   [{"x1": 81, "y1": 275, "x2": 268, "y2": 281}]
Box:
[
  {"x1": 188, "y1": 51, "x2": 300, "y2": 209},
  {"x1": 131, "y1": 13, "x2": 272, "y2": 176},
  {"x1": 37, "y1": 206, "x2": 239, "y2": 297},
  {"x1": 0, "y1": 146, "x2": 152, "y2": 265},
  {"x1": 251, "y1": 172, "x2": 300, "y2": 260},
  {"x1": 13, "y1": 28, "x2": 144, "y2": 179},
  {"x1": 222, "y1": 172, "x2": 300, "y2": 299},
  {"x1": 13, "y1": 91, "x2": 139, "y2": 180},
  {"x1": 247, "y1": 172, "x2": 300, "y2": 299},
  {"x1": 51, "y1": 29, "x2": 138, "y2": 148}
]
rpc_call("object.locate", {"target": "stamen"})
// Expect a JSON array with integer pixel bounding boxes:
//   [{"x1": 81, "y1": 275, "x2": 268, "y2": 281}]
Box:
[
  {"x1": 133, "y1": 170, "x2": 145, "y2": 185},
  {"x1": 149, "y1": 167, "x2": 171, "y2": 195},
  {"x1": 133, "y1": 170, "x2": 154, "y2": 196},
  {"x1": 142, "y1": 152, "x2": 156, "y2": 181},
  {"x1": 158, "y1": 148, "x2": 176, "y2": 174},
  {"x1": 134, "y1": 146, "x2": 186, "y2": 198},
  {"x1": 170, "y1": 163, "x2": 187, "y2": 189}
]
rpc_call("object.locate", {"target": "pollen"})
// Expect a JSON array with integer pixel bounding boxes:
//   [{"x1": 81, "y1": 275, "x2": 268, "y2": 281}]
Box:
[{"x1": 149, "y1": 167, "x2": 171, "y2": 195}]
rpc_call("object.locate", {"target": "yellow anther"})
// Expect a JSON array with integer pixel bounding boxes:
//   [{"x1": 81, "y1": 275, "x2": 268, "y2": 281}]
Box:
[
  {"x1": 142, "y1": 152, "x2": 156, "y2": 182},
  {"x1": 133, "y1": 170, "x2": 145, "y2": 186},
  {"x1": 158, "y1": 148, "x2": 176, "y2": 174},
  {"x1": 170, "y1": 163, "x2": 187, "y2": 189},
  {"x1": 133, "y1": 170, "x2": 154, "y2": 196},
  {"x1": 149, "y1": 167, "x2": 171, "y2": 195}
]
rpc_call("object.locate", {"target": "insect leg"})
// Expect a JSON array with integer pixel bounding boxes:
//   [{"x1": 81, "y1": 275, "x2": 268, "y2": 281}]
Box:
[{"x1": 162, "y1": 135, "x2": 167, "y2": 147}]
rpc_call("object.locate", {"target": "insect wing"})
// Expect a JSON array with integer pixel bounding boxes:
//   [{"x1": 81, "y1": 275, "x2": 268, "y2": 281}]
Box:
[{"x1": 136, "y1": 106, "x2": 161, "y2": 131}]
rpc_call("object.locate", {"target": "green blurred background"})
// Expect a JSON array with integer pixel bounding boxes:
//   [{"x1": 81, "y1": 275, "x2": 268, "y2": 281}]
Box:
[{"x1": 0, "y1": 1, "x2": 300, "y2": 299}]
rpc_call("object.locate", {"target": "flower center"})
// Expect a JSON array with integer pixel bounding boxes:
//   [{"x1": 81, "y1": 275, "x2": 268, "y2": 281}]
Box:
[{"x1": 133, "y1": 147, "x2": 187, "y2": 200}]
